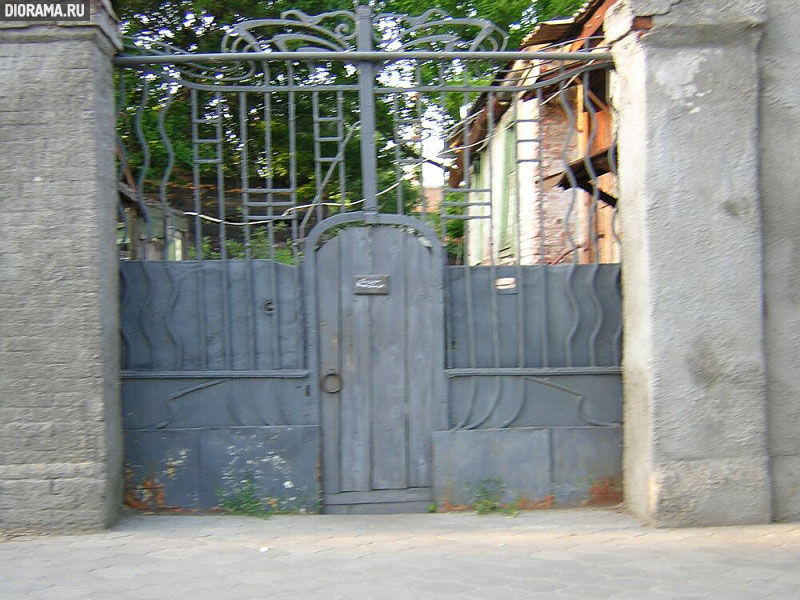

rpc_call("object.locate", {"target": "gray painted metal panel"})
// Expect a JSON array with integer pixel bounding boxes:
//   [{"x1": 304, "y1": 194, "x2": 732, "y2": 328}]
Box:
[
  {"x1": 432, "y1": 426, "x2": 621, "y2": 507},
  {"x1": 121, "y1": 260, "x2": 304, "y2": 372},
  {"x1": 125, "y1": 426, "x2": 319, "y2": 510},
  {"x1": 552, "y1": 426, "x2": 622, "y2": 505},
  {"x1": 433, "y1": 429, "x2": 552, "y2": 506},
  {"x1": 446, "y1": 264, "x2": 621, "y2": 369}
]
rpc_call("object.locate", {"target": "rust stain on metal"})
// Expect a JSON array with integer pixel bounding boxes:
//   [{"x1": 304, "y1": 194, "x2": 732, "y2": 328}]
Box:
[
  {"x1": 124, "y1": 473, "x2": 168, "y2": 511},
  {"x1": 438, "y1": 498, "x2": 471, "y2": 512},
  {"x1": 124, "y1": 491, "x2": 149, "y2": 511},
  {"x1": 514, "y1": 494, "x2": 555, "y2": 510},
  {"x1": 585, "y1": 476, "x2": 623, "y2": 506}
]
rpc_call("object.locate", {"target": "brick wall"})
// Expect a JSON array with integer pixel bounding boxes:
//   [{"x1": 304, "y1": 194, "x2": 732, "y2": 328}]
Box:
[{"x1": 518, "y1": 101, "x2": 582, "y2": 265}]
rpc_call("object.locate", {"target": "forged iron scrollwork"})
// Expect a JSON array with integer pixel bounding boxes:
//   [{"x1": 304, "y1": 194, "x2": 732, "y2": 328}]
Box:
[
  {"x1": 378, "y1": 9, "x2": 507, "y2": 53},
  {"x1": 120, "y1": 8, "x2": 510, "y2": 89},
  {"x1": 122, "y1": 35, "x2": 260, "y2": 86},
  {"x1": 222, "y1": 10, "x2": 358, "y2": 54}
]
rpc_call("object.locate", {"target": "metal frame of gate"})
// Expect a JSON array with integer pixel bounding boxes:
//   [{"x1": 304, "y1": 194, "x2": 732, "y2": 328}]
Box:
[{"x1": 116, "y1": 7, "x2": 621, "y2": 513}]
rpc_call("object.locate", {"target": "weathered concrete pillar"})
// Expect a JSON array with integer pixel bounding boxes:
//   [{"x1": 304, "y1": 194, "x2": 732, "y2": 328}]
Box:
[
  {"x1": 607, "y1": 0, "x2": 772, "y2": 526},
  {"x1": 0, "y1": 1, "x2": 122, "y2": 530},
  {"x1": 761, "y1": 0, "x2": 800, "y2": 522}
]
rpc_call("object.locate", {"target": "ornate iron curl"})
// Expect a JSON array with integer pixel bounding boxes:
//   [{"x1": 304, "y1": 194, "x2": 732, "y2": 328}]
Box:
[
  {"x1": 222, "y1": 10, "x2": 357, "y2": 54},
  {"x1": 120, "y1": 9, "x2": 512, "y2": 89},
  {"x1": 121, "y1": 35, "x2": 260, "y2": 87},
  {"x1": 379, "y1": 9, "x2": 507, "y2": 53}
]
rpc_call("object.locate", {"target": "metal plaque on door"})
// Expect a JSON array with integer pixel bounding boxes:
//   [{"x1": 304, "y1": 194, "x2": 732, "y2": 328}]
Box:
[{"x1": 354, "y1": 275, "x2": 389, "y2": 295}]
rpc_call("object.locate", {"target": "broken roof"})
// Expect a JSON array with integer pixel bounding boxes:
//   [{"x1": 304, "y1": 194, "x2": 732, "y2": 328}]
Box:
[{"x1": 521, "y1": 0, "x2": 609, "y2": 47}]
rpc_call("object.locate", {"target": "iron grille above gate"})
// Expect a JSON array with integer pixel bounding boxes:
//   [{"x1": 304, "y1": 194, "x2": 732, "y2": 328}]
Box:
[{"x1": 116, "y1": 6, "x2": 615, "y2": 265}]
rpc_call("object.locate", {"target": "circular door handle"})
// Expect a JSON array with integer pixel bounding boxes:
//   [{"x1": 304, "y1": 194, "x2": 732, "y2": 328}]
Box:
[{"x1": 321, "y1": 372, "x2": 342, "y2": 394}]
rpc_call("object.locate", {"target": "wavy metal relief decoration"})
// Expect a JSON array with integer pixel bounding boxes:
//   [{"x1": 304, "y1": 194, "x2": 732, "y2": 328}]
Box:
[
  {"x1": 450, "y1": 376, "x2": 620, "y2": 430},
  {"x1": 129, "y1": 379, "x2": 291, "y2": 431}
]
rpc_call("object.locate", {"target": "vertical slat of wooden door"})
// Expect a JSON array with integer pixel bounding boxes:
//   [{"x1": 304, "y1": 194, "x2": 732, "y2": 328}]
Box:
[
  {"x1": 371, "y1": 227, "x2": 408, "y2": 489},
  {"x1": 317, "y1": 237, "x2": 341, "y2": 494},
  {"x1": 406, "y1": 235, "x2": 435, "y2": 487},
  {"x1": 339, "y1": 227, "x2": 372, "y2": 491}
]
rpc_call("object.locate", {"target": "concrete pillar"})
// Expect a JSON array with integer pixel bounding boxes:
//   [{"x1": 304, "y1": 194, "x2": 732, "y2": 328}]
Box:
[
  {"x1": 761, "y1": 0, "x2": 800, "y2": 522},
  {"x1": 0, "y1": 2, "x2": 122, "y2": 530},
  {"x1": 607, "y1": 0, "x2": 772, "y2": 526}
]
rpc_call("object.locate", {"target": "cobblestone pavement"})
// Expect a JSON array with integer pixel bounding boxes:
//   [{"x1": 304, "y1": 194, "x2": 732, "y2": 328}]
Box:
[{"x1": 1, "y1": 509, "x2": 799, "y2": 600}]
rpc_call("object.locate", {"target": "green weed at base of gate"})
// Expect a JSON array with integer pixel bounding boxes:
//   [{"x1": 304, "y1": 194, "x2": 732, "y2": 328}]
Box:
[
  {"x1": 468, "y1": 478, "x2": 522, "y2": 516},
  {"x1": 217, "y1": 478, "x2": 272, "y2": 517},
  {"x1": 469, "y1": 478, "x2": 504, "y2": 515},
  {"x1": 217, "y1": 477, "x2": 321, "y2": 517}
]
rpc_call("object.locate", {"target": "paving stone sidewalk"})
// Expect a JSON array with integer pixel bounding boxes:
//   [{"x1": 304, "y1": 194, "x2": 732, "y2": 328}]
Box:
[{"x1": 1, "y1": 508, "x2": 799, "y2": 600}]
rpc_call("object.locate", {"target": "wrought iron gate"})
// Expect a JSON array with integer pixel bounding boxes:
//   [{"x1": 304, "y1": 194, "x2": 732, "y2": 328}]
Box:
[{"x1": 117, "y1": 7, "x2": 621, "y2": 513}]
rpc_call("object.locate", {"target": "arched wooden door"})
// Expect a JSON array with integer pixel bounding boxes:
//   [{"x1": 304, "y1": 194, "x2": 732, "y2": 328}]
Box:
[{"x1": 312, "y1": 223, "x2": 443, "y2": 513}]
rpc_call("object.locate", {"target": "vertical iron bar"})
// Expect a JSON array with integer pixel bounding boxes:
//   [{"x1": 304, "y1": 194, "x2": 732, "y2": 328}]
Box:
[
  {"x1": 239, "y1": 92, "x2": 251, "y2": 261},
  {"x1": 393, "y1": 93, "x2": 403, "y2": 213},
  {"x1": 268, "y1": 194, "x2": 281, "y2": 370},
  {"x1": 583, "y1": 70, "x2": 600, "y2": 264},
  {"x1": 583, "y1": 69, "x2": 602, "y2": 367},
  {"x1": 512, "y1": 97, "x2": 525, "y2": 368},
  {"x1": 134, "y1": 77, "x2": 152, "y2": 252},
  {"x1": 212, "y1": 93, "x2": 232, "y2": 369},
  {"x1": 609, "y1": 113, "x2": 622, "y2": 367},
  {"x1": 438, "y1": 62, "x2": 448, "y2": 243},
  {"x1": 157, "y1": 92, "x2": 175, "y2": 260},
  {"x1": 116, "y1": 72, "x2": 130, "y2": 250},
  {"x1": 263, "y1": 61, "x2": 275, "y2": 226},
  {"x1": 415, "y1": 66, "x2": 425, "y2": 217},
  {"x1": 239, "y1": 91, "x2": 257, "y2": 370},
  {"x1": 486, "y1": 90, "x2": 501, "y2": 369},
  {"x1": 559, "y1": 70, "x2": 580, "y2": 368},
  {"x1": 439, "y1": 62, "x2": 456, "y2": 373},
  {"x1": 288, "y1": 62, "x2": 299, "y2": 237},
  {"x1": 356, "y1": 5, "x2": 377, "y2": 212},
  {"x1": 263, "y1": 71, "x2": 275, "y2": 370},
  {"x1": 337, "y1": 90, "x2": 346, "y2": 209},
  {"x1": 456, "y1": 66, "x2": 480, "y2": 429},
  {"x1": 312, "y1": 91, "x2": 323, "y2": 217},
  {"x1": 190, "y1": 90, "x2": 208, "y2": 369},
  {"x1": 215, "y1": 93, "x2": 227, "y2": 259},
  {"x1": 535, "y1": 85, "x2": 549, "y2": 367},
  {"x1": 190, "y1": 89, "x2": 203, "y2": 259}
]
